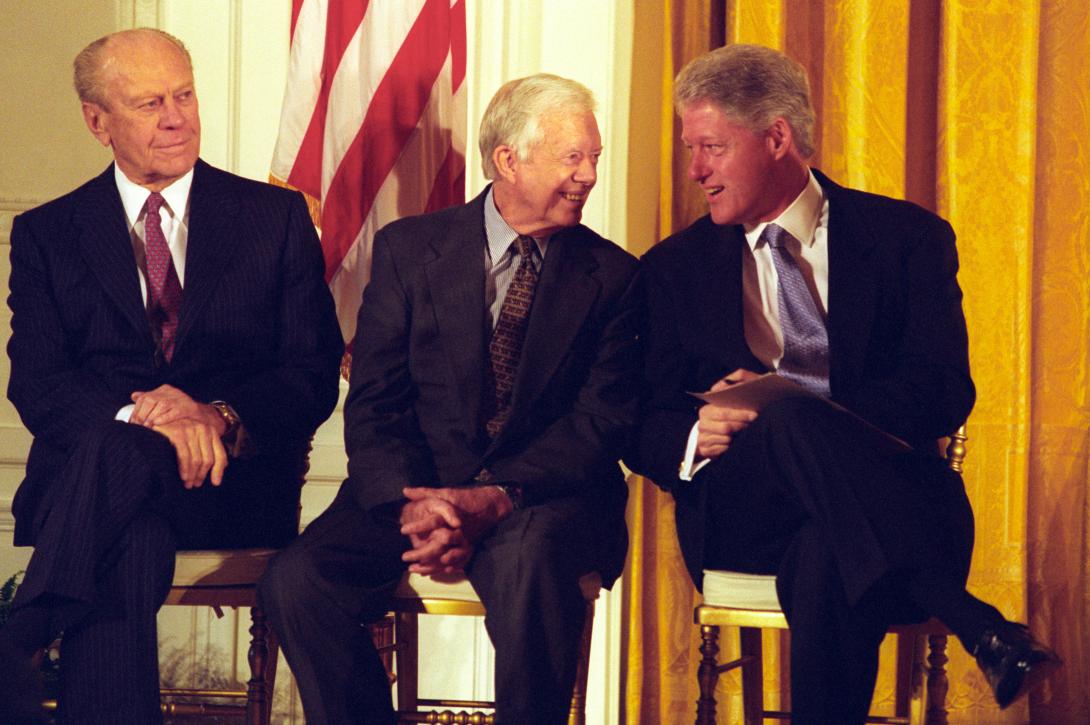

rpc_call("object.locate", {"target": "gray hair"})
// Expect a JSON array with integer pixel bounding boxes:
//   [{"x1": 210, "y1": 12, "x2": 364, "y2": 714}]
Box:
[
  {"x1": 74, "y1": 28, "x2": 192, "y2": 109},
  {"x1": 674, "y1": 44, "x2": 815, "y2": 158},
  {"x1": 478, "y1": 73, "x2": 597, "y2": 180}
]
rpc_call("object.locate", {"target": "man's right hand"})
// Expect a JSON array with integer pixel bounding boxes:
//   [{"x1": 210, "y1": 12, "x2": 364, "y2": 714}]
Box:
[
  {"x1": 152, "y1": 418, "x2": 228, "y2": 488},
  {"x1": 696, "y1": 368, "x2": 761, "y2": 460},
  {"x1": 399, "y1": 496, "x2": 470, "y2": 575}
]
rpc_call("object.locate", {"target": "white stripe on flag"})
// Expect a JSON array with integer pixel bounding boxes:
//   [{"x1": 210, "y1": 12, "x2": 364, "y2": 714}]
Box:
[
  {"x1": 321, "y1": 0, "x2": 429, "y2": 200},
  {"x1": 328, "y1": 55, "x2": 464, "y2": 342},
  {"x1": 270, "y1": 0, "x2": 328, "y2": 183}
]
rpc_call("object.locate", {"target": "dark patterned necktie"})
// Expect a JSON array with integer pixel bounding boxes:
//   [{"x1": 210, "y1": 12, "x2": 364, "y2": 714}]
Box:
[
  {"x1": 763, "y1": 223, "x2": 830, "y2": 396},
  {"x1": 144, "y1": 192, "x2": 183, "y2": 362},
  {"x1": 485, "y1": 235, "x2": 539, "y2": 437}
]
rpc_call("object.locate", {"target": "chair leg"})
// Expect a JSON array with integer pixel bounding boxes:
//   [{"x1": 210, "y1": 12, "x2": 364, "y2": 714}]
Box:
[
  {"x1": 739, "y1": 627, "x2": 764, "y2": 725},
  {"x1": 567, "y1": 600, "x2": 595, "y2": 725},
  {"x1": 924, "y1": 634, "x2": 949, "y2": 725},
  {"x1": 395, "y1": 611, "x2": 419, "y2": 714},
  {"x1": 893, "y1": 631, "x2": 916, "y2": 719},
  {"x1": 695, "y1": 624, "x2": 720, "y2": 725},
  {"x1": 263, "y1": 624, "x2": 280, "y2": 725},
  {"x1": 247, "y1": 605, "x2": 270, "y2": 725}
]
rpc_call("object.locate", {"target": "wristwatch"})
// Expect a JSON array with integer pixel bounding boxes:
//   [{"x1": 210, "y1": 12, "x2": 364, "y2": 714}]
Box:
[
  {"x1": 475, "y1": 468, "x2": 523, "y2": 510},
  {"x1": 209, "y1": 400, "x2": 241, "y2": 439},
  {"x1": 495, "y1": 484, "x2": 524, "y2": 511}
]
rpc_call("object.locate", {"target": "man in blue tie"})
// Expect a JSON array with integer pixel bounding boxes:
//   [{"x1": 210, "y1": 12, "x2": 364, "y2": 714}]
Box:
[{"x1": 629, "y1": 43, "x2": 1059, "y2": 724}]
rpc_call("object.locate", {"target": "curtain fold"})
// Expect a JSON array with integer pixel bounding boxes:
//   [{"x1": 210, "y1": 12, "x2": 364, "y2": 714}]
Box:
[{"x1": 623, "y1": 1, "x2": 1090, "y2": 722}]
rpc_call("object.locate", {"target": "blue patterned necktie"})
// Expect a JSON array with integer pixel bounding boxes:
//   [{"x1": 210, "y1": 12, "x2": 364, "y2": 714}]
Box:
[{"x1": 763, "y1": 223, "x2": 830, "y2": 396}]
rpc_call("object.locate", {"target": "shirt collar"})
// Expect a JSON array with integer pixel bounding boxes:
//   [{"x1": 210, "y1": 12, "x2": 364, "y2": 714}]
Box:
[
  {"x1": 114, "y1": 164, "x2": 195, "y2": 228},
  {"x1": 744, "y1": 169, "x2": 824, "y2": 250},
  {"x1": 483, "y1": 185, "x2": 549, "y2": 262}
]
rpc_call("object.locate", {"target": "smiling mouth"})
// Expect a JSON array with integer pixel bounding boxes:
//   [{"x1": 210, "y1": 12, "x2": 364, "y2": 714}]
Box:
[
  {"x1": 561, "y1": 192, "x2": 587, "y2": 202},
  {"x1": 705, "y1": 186, "x2": 724, "y2": 197}
]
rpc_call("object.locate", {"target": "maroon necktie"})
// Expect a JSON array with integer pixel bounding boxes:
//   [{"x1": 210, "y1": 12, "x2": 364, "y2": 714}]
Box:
[
  {"x1": 484, "y1": 236, "x2": 539, "y2": 437},
  {"x1": 144, "y1": 192, "x2": 183, "y2": 362}
]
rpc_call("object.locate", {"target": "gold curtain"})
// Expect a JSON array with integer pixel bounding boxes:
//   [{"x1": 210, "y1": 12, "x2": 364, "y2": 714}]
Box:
[{"x1": 622, "y1": 1, "x2": 1090, "y2": 722}]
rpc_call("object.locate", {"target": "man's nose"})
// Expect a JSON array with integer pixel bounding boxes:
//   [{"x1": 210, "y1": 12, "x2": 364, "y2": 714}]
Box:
[
  {"x1": 573, "y1": 156, "x2": 597, "y2": 185},
  {"x1": 159, "y1": 99, "x2": 185, "y2": 128},
  {"x1": 687, "y1": 152, "x2": 706, "y2": 181}
]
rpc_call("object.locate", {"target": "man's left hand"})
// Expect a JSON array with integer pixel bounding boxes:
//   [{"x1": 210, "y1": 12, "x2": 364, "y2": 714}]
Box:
[
  {"x1": 131, "y1": 384, "x2": 225, "y2": 433},
  {"x1": 403, "y1": 486, "x2": 513, "y2": 543},
  {"x1": 398, "y1": 486, "x2": 515, "y2": 574}
]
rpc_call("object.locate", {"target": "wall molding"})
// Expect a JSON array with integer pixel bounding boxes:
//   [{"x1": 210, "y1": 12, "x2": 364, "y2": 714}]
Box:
[
  {"x1": 1, "y1": 198, "x2": 47, "y2": 244},
  {"x1": 226, "y1": 0, "x2": 244, "y2": 174},
  {"x1": 117, "y1": 0, "x2": 162, "y2": 29},
  {"x1": 0, "y1": 498, "x2": 14, "y2": 535}
]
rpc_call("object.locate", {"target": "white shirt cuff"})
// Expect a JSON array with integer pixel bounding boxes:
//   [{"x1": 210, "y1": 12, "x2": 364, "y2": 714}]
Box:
[
  {"x1": 679, "y1": 421, "x2": 711, "y2": 481},
  {"x1": 115, "y1": 403, "x2": 135, "y2": 423}
]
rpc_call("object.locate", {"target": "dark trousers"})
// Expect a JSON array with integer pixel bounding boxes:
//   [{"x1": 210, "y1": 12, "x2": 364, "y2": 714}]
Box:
[
  {"x1": 700, "y1": 397, "x2": 975, "y2": 725},
  {"x1": 11, "y1": 421, "x2": 297, "y2": 724},
  {"x1": 258, "y1": 492, "x2": 599, "y2": 725}
]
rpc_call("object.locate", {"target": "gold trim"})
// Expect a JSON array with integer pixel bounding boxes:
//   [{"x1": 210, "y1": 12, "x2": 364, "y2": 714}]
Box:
[{"x1": 268, "y1": 174, "x2": 322, "y2": 229}]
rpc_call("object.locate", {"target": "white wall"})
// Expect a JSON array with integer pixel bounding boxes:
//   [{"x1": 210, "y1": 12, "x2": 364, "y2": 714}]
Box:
[{"x1": 0, "y1": 1, "x2": 638, "y2": 722}]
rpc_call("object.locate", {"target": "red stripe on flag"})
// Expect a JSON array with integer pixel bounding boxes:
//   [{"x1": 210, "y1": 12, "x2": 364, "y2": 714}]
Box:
[
  {"x1": 290, "y1": 0, "x2": 305, "y2": 39},
  {"x1": 423, "y1": 145, "x2": 465, "y2": 214},
  {"x1": 319, "y1": 0, "x2": 451, "y2": 278},
  {"x1": 287, "y1": 0, "x2": 371, "y2": 200},
  {"x1": 451, "y1": 0, "x2": 466, "y2": 92}
]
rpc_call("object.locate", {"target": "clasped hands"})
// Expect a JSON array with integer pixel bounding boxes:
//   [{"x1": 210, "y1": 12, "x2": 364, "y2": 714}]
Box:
[
  {"x1": 129, "y1": 384, "x2": 229, "y2": 488},
  {"x1": 398, "y1": 486, "x2": 514, "y2": 576},
  {"x1": 695, "y1": 368, "x2": 761, "y2": 460}
]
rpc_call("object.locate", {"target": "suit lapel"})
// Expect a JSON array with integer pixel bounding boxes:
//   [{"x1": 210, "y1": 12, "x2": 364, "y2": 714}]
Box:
[
  {"x1": 423, "y1": 193, "x2": 489, "y2": 420},
  {"x1": 815, "y1": 169, "x2": 879, "y2": 394},
  {"x1": 174, "y1": 160, "x2": 243, "y2": 356},
  {"x1": 72, "y1": 165, "x2": 153, "y2": 345},
  {"x1": 505, "y1": 225, "x2": 600, "y2": 420}
]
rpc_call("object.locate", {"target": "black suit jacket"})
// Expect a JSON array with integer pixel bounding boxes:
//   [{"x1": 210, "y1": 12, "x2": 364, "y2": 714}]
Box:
[
  {"x1": 341, "y1": 188, "x2": 641, "y2": 584},
  {"x1": 7, "y1": 160, "x2": 343, "y2": 546},
  {"x1": 631, "y1": 169, "x2": 975, "y2": 579}
]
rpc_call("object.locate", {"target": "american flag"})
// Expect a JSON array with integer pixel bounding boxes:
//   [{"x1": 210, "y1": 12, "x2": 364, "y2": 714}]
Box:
[{"x1": 270, "y1": 0, "x2": 467, "y2": 343}]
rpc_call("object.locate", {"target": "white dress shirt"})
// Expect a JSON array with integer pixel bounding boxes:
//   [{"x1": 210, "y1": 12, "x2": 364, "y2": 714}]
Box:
[
  {"x1": 114, "y1": 166, "x2": 194, "y2": 422},
  {"x1": 114, "y1": 165, "x2": 193, "y2": 302},
  {"x1": 679, "y1": 170, "x2": 830, "y2": 480}
]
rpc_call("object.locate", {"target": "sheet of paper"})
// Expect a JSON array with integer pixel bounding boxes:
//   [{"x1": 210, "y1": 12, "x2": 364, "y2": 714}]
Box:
[
  {"x1": 689, "y1": 374, "x2": 911, "y2": 453},
  {"x1": 689, "y1": 373, "x2": 813, "y2": 411}
]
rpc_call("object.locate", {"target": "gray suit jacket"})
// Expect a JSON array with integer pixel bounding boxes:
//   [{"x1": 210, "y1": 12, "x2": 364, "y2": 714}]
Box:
[{"x1": 340, "y1": 187, "x2": 641, "y2": 584}]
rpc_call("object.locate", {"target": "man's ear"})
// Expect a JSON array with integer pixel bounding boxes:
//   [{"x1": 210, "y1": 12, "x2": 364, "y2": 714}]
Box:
[
  {"x1": 765, "y1": 117, "x2": 793, "y2": 159},
  {"x1": 492, "y1": 145, "x2": 519, "y2": 184},
  {"x1": 81, "y1": 102, "x2": 112, "y2": 148}
]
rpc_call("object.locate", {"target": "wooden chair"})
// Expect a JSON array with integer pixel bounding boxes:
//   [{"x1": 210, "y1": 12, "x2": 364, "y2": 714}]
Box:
[
  {"x1": 376, "y1": 570, "x2": 602, "y2": 725},
  {"x1": 160, "y1": 547, "x2": 282, "y2": 725},
  {"x1": 694, "y1": 427, "x2": 967, "y2": 725}
]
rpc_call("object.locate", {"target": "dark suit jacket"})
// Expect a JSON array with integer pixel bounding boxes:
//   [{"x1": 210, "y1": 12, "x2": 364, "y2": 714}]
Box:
[
  {"x1": 341, "y1": 188, "x2": 641, "y2": 584},
  {"x1": 7, "y1": 160, "x2": 343, "y2": 547},
  {"x1": 630, "y1": 169, "x2": 975, "y2": 580}
]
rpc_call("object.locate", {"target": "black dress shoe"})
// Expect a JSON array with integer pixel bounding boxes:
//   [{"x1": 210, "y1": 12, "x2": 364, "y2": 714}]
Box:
[
  {"x1": 973, "y1": 622, "x2": 1062, "y2": 709},
  {"x1": 0, "y1": 637, "x2": 47, "y2": 724}
]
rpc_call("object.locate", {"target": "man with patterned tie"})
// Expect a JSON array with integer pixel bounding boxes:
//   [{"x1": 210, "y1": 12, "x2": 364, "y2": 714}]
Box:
[
  {"x1": 0, "y1": 28, "x2": 342, "y2": 722},
  {"x1": 628, "y1": 44, "x2": 1059, "y2": 723},
  {"x1": 259, "y1": 74, "x2": 641, "y2": 725}
]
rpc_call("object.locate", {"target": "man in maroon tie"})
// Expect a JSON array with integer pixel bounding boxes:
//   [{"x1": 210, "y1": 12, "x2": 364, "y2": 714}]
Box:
[
  {"x1": 1, "y1": 28, "x2": 341, "y2": 722},
  {"x1": 259, "y1": 74, "x2": 641, "y2": 725}
]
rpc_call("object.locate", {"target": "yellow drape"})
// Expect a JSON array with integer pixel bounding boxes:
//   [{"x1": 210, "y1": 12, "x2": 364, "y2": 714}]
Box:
[{"x1": 622, "y1": 1, "x2": 1090, "y2": 722}]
